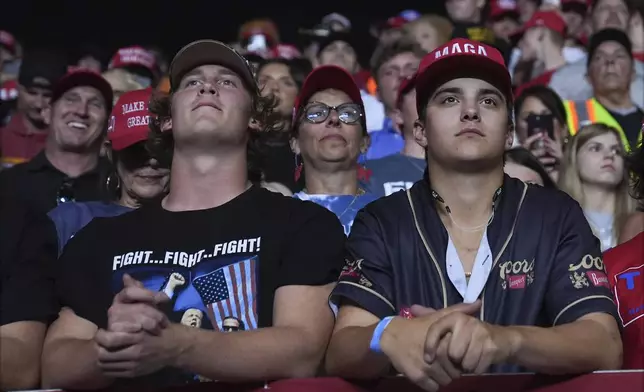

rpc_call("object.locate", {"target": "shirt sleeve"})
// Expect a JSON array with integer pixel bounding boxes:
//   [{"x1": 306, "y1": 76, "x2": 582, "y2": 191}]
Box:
[
  {"x1": 545, "y1": 200, "x2": 620, "y2": 326},
  {"x1": 1, "y1": 208, "x2": 59, "y2": 325},
  {"x1": 330, "y1": 206, "x2": 396, "y2": 319},
  {"x1": 277, "y1": 201, "x2": 346, "y2": 288},
  {"x1": 54, "y1": 220, "x2": 112, "y2": 328}
]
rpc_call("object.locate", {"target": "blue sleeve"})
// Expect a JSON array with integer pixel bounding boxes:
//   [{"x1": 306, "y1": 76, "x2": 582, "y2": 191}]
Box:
[
  {"x1": 545, "y1": 201, "x2": 620, "y2": 326},
  {"x1": 330, "y1": 206, "x2": 396, "y2": 319}
]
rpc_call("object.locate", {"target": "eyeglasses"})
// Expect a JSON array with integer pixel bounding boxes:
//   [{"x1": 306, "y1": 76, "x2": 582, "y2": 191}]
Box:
[
  {"x1": 56, "y1": 178, "x2": 76, "y2": 205},
  {"x1": 302, "y1": 102, "x2": 363, "y2": 125}
]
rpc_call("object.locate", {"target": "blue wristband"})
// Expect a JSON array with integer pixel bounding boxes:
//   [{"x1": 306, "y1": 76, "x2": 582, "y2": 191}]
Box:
[{"x1": 370, "y1": 316, "x2": 395, "y2": 354}]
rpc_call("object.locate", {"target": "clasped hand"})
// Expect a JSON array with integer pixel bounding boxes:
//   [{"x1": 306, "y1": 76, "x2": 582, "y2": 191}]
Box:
[
  {"x1": 381, "y1": 300, "x2": 512, "y2": 392},
  {"x1": 94, "y1": 274, "x2": 175, "y2": 378}
]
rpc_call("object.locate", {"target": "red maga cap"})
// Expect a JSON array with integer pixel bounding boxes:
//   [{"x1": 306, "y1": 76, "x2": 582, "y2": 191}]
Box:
[
  {"x1": 415, "y1": 38, "x2": 512, "y2": 113},
  {"x1": 107, "y1": 88, "x2": 153, "y2": 151},
  {"x1": 109, "y1": 46, "x2": 157, "y2": 74},
  {"x1": 489, "y1": 0, "x2": 519, "y2": 19},
  {"x1": 511, "y1": 11, "x2": 567, "y2": 40},
  {"x1": 293, "y1": 65, "x2": 365, "y2": 126}
]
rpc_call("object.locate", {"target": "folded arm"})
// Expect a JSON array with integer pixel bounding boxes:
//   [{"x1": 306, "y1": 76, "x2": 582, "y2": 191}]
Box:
[
  {"x1": 503, "y1": 312, "x2": 622, "y2": 374},
  {"x1": 0, "y1": 321, "x2": 46, "y2": 390},
  {"x1": 41, "y1": 308, "x2": 113, "y2": 389},
  {"x1": 325, "y1": 304, "x2": 391, "y2": 379}
]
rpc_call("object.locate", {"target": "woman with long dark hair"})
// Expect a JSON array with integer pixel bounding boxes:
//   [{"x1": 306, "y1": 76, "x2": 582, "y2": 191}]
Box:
[
  {"x1": 514, "y1": 85, "x2": 568, "y2": 182},
  {"x1": 504, "y1": 147, "x2": 557, "y2": 188}
]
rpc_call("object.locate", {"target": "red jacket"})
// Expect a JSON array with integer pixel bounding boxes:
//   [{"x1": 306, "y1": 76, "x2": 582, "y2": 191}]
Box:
[{"x1": 603, "y1": 231, "x2": 644, "y2": 369}]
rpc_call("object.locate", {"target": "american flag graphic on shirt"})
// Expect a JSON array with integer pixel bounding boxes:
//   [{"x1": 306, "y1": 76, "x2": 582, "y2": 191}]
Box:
[{"x1": 192, "y1": 257, "x2": 258, "y2": 331}]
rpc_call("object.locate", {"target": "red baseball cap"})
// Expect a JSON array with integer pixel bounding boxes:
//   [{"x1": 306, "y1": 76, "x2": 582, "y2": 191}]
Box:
[
  {"x1": 512, "y1": 11, "x2": 567, "y2": 40},
  {"x1": 489, "y1": 0, "x2": 519, "y2": 20},
  {"x1": 107, "y1": 88, "x2": 153, "y2": 151},
  {"x1": 109, "y1": 46, "x2": 157, "y2": 74},
  {"x1": 397, "y1": 76, "x2": 416, "y2": 109},
  {"x1": 52, "y1": 69, "x2": 114, "y2": 111},
  {"x1": 415, "y1": 38, "x2": 512, "y2": 113},
  {"x1": 0, "y1": 31, "x2": 16, "y2": 54},
  {"x1": 293, "y1": 65, "x2": 365, "y2": 127}
]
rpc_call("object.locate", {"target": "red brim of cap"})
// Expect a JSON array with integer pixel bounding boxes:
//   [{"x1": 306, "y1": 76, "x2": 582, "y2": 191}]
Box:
[
  {"x1": 294, "y1": 65, "x2": 363, "y2": 117},
  {"x1": 109, "y1": 130, "x2": 149, "y2": 151},
  {"x1": 415, "y1": 55, "x2": 513, "y2": 113},
  {"x1": 52, "y1": 71, "x2": 114, "y2": 111},
  {"x1": 397, "y1": 76, "x2": 416, "y2": 109}
]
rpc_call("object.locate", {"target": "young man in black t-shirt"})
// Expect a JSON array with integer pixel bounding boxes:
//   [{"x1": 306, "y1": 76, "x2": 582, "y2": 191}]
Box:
[{"x1": 38, "y1": 40, "x2": 345, "y2": 389}]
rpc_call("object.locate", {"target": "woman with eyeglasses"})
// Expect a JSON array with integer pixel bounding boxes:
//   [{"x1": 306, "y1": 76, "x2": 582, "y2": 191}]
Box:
[
  {"x1": 290, "y1": 65, "x2": 377, "y2": 236},
  {"x1": 48, "y1": 88, "x2": 169, "y2": 254}
]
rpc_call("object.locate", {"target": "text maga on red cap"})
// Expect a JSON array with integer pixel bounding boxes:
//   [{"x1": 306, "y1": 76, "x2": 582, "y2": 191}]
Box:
[
  {"x1": 109, "y1": 46, "x2": 157, "y2": 73},
  {"x1": 415, "y1": 38, "x2": 512, "y2": 112},
  {"x1": 107, "y1": 88, "x2": 153, "y2": 151}
]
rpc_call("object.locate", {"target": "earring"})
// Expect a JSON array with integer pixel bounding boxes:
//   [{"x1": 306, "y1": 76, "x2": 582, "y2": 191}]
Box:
[
  {"x1": 294, "y1": 154, "x2": 303, "y2": 182},
  {"x1": 106, "y1": 173, "x2": 121, "y2": 192},
  {"x1": 356, "y1": 152, "x2": 372, "y2": 182}
]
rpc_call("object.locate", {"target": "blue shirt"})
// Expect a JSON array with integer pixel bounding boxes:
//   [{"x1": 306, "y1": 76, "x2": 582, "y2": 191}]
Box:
[
  {"x1": 48, "y1": 201, "x2": 133, "y2": 255},
  {"x1": 366, "y1": 153, "x2": 426, "y2": 197},
  {"x1": 293, "y1": 192, "x2": 378, "y2": 236},
  {"x1": 365, "y1": 118, "x2": 404, "y2": 160}
]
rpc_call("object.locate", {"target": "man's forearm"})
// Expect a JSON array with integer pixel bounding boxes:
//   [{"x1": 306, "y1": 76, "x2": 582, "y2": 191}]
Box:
[
  {"x1": 0, "y1": 336, "x2": 41, "y2": 390},
  {"x1": 325, "y1": 324, "x2": 391, "y2": 379},
  {"x1": 503, "y1": 318, "x2": 622, "y2": 374},
  {"x1": 171, "y1": 323, "x2": 328, "y2": 381},
  {"x1": 42, "y1": 338, "x2": 113, "y2": 389}
]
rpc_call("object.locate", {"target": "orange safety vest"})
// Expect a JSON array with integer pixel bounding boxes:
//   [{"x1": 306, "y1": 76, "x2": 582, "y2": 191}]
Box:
[
  {"x1": 564, "y1": 98, "x2": 642, "y2": 152},
  {"x1": 366, "y1": 76, "x2": 378, "y2": 97}
]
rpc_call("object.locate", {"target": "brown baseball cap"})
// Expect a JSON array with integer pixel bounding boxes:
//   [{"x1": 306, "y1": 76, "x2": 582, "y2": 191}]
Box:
[{"x1": 169, "y1": 40, "x2": 257, "y2": 93}]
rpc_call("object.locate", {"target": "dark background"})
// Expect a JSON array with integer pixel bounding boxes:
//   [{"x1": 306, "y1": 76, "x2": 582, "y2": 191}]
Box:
[{"x1": 1, "y1": 0, "x2": 446, "y2": 61}]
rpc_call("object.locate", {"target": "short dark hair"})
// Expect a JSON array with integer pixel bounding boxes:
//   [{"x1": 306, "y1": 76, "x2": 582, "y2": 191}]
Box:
[
  {"x1": 505, "y1": 147, "x2": 557, "y2": 188},
  {"x1": 370, "y1": 38, "x2": 425, "y2": 82},
  {"x1": 255, "y1": 57, "x2": 313, "y2": 90},
  {"x1": 627, "y1": 143, "x2": 644, "y2": 204},
  {"x1": 514, "y1": 85, "x2": 567, "y2": 128},
  {"x1": 146, "y1": 82, "x2": 280, "y2": 183}
]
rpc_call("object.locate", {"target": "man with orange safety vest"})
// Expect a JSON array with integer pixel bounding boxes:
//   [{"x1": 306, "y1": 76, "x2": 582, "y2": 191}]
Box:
[{"x1": 564, "y1": 29, "x2": 643, "y2": 151}]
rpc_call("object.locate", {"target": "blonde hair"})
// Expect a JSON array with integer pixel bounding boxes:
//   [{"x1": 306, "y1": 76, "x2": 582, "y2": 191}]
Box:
[
  {"x1": 559, "y1": 123, "x2": 635, "y2": 242},
  {"x1": 102, "y1": 68, "x2": 146, "y2": 103},
  {"x1": 403, "y1": 15, "x2": 454, "y2": 49}
]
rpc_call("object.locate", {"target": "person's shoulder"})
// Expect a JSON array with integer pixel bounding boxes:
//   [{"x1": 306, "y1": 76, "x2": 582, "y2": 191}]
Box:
[
  {"x1": 48, "y1": 200, "x2": 103, "y2": 218},
  {"x1": 604, "y1": 231, "x2": 644, "y2": 276},
  {"x1": 360, "y1": 183, "x2": 410, "y2": 215},
  {"x1": 366, "y1": 154, "x2": 399, "y2": 168},
  {"x1": 523, "y1": 181, "x2": 580, "y2": 211},
  {"x1": 605, "y1": 231, "x2": 644, "y2": 261}
]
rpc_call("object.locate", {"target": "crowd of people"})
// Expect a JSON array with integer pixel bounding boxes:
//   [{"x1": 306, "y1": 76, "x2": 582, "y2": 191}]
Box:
[{"x1": 0, "y1": 0, "x2": 643, "y2": 391}]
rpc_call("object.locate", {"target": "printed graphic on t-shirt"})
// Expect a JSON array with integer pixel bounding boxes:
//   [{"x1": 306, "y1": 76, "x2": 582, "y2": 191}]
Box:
[
  {"x1": 110, "y1": 237, "x2": 261, "y2": 333},
  {"x1": 613, "y1": 263, "x2": 644, "y2": 327},
  {"x1": 383, "y1": 181, "x2": 414, "y2": 196}
]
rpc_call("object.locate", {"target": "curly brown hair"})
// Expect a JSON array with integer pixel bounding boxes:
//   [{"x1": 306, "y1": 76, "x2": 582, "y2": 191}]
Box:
[{"x1": 146, "y1": 85, "x2": 281, "y2": 182}]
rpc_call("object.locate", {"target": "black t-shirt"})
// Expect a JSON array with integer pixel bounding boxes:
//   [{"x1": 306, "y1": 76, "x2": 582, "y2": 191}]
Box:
[
  {"x1": 0, "y1": 203, "x2": 59, "y2": 325},
  {"x1": 54, "y1": 186, "x2": 345, "y2": 388},
  {"x1": 607, "y1": 107, "x2": 644, "y2": 147}
]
